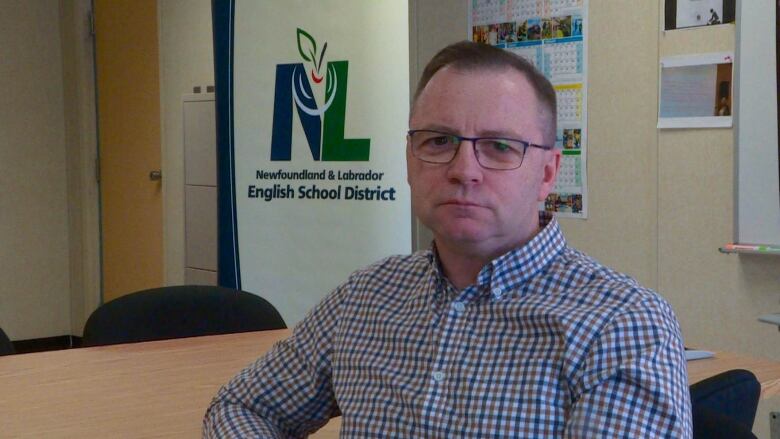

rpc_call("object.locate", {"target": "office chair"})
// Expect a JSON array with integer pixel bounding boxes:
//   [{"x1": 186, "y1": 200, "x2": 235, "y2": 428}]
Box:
[
  {"x1": 0, "y1": 326, "x2": 14, "y2": 355},
  {"x1": 82, "y1": 285, "x2": 286, "y2": 347},
  {"x1": 689, "y1": 369, "x2": 760, "y2": 439}
]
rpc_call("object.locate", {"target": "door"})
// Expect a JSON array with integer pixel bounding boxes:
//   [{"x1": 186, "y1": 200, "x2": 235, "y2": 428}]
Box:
[{"x1": 94, "y1": 0, "x2": 163, "y2": 302}]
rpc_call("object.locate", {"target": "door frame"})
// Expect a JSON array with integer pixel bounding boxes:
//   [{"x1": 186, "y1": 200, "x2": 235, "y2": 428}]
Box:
[{"x1": 60, "y1": 0, "x2": 102, "y2": 335}]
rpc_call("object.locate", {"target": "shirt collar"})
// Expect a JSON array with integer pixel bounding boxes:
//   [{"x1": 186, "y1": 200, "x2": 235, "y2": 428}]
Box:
[{"x1": 427, "y1": 211, "x2": 566, "y2": 297}]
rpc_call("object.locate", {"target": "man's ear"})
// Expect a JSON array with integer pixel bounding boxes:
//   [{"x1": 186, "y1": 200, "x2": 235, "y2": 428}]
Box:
[
  {"x1": 405, "y1": 142, "x2": 413, "y2": 186},
  {"x1": 537, "y1": 149, "x2": 561, "y2": 201}
]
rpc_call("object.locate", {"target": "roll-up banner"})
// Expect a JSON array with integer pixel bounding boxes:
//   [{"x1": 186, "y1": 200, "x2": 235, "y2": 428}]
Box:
[{"x1": 212, "y1": 0, "x2": 411, "y2": 325}]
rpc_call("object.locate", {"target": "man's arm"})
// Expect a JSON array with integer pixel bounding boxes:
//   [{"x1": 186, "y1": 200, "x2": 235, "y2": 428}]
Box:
[
  {"x1": 203, "y1": 285, "x2": 346, "y2": 438},
  {"x1": 565, "y1": 296, "x2": 692, "y2": 438}
]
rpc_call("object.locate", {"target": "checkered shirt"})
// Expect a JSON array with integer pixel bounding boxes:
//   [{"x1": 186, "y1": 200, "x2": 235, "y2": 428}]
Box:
[{"x1": 204, "y1": 216, "x2": 692, "y2": 438}]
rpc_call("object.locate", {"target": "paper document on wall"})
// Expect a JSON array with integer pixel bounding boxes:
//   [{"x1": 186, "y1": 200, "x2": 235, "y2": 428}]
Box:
[{"x1": 658, "y1": 52, "x2": 733, "y2": 128}]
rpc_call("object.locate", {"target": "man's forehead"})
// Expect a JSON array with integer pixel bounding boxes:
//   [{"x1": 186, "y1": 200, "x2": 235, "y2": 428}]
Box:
[
  {"x1": 410, "y1": 65, "x2": 553, "y2": 144},
  {"x1": 426, "y1": 65, "x2": 531, "y2": 93},
  {"x1": 413, "y1": 67, "x2": 540, "y2": 117}
]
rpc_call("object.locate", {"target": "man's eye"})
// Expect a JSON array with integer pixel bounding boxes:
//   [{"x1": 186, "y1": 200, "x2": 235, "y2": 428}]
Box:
[
  {"x1": 432, "y1": 136, "x2": 451, "y2": 146},
  {"x1": 490, "y1": 141, "x2": 511, "y2": 152}
]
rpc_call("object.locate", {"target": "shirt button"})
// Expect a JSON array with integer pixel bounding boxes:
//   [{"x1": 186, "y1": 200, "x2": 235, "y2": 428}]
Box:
[
  {"x1": 452, "y1": 301, "x2": 465, "y2": 313},
  {"x1": 432, "y1": 371, "x2": 445, "y2": 382},
  {"x1": 492, "y1": 288, "x2": 503, "y2": 299}
]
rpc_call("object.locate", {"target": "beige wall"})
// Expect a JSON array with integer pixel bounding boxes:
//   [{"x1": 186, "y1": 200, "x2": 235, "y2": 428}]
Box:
[
  {"x1": 412, "y1": 1, "x2": 780, "y2": 436},
  {"x1": 0, "y1": 0, "x2": 72, "y2": 340},
  {"x1": 410, "y1": 1, "x2": 659, "y2": 288},
  {"x1": 158, "y1": 0, "x2": 215, "y2": 286},
  {"x1": 0, "y1": 0, "x2": 215, "y2": 340}
]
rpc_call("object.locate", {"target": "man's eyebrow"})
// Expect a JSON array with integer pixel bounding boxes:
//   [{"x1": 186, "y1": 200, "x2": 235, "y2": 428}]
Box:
[
  {"x1": 477, "y1": 129, "x2": 524, "y2": 139},
  {"x1": 413, "y1": 123, "x2": 457, "y2": 133},
  {"x1": 414, "y1": 124, "x2": 523, "y2": 139}
]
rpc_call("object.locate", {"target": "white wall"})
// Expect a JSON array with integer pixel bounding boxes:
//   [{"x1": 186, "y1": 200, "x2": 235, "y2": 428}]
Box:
[
  {"x1": 0, "y1": 0, "x2": 72, "y2": 340},
  {"x1": 158, "y1": 0, "x2": 215, "y2": 286}
]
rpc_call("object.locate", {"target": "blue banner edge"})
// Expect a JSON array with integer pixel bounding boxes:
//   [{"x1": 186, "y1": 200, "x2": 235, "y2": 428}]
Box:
[{"x1": 212, "y1": 0, "x2": 241, "y2": 289}]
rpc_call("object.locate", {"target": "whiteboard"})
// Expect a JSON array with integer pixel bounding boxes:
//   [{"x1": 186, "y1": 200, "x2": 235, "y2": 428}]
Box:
[{"x1": 734, "y1": 0, "x2": 780, "y2": 246}]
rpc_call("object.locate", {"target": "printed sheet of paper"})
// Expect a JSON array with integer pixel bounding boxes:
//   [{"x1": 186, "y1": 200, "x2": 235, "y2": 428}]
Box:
[
  {"x1": 470, "y1": 0, "x2": 588, "y2": 219},
  {"x1": 658, "y1": 52, "x2": 733, "y2": 128},
  {"x1": 664, "y1": 0, "x2": 735, "y2": 30}
]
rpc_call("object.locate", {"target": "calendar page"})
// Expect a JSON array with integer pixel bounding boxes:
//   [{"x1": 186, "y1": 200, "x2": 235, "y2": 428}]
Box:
[{"x1": 470, "y1": 0, "x2": 588, "y2": 219}]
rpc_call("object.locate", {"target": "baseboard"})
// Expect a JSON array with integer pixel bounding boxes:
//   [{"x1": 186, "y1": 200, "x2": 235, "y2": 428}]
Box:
[{"x1": 12, "y1": 335, "x2": 82, "y2": 354}]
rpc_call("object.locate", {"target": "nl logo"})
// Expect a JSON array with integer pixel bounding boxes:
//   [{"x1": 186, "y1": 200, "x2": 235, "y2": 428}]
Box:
[{"x1": 270, "y1": 28, "x2": 370, "y2": 162}]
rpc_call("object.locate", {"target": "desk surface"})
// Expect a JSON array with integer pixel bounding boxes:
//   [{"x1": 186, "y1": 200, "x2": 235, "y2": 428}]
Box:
[
  {"x1": 687, "y1": 349, "x2": 780, "y2": 398},
  {"x1": 2, "y1": 330, "x2": 779, "y2": 438},
  {"x1": 0, "y1": 329, "x2": 341, "y2": 438}
]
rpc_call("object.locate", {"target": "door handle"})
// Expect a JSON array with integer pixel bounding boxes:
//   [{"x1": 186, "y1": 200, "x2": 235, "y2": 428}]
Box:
[{"x1": 149, "y1": 170, "x2": 162, "y2": 181}]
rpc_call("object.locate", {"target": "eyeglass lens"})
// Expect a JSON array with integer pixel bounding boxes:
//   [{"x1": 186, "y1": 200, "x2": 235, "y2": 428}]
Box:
[{"x1": 409, "y1": 131, "x2": 526, "y2": 170}]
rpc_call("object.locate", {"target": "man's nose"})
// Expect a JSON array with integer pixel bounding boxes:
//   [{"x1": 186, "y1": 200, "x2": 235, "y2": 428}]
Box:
[{"x1": 445, "y1": 141, "x2": 483, "y2": 183}]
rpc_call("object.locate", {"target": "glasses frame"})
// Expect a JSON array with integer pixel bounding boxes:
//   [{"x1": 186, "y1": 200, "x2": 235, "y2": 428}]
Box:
[{"x1": 406, "y1": 129, "x2": 554, "y2": 171}]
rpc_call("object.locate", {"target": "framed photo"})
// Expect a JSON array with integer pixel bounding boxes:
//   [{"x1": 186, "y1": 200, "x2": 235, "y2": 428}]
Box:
[{"x1": 664, "y1": 0, "x2": 735, "y2": 31}]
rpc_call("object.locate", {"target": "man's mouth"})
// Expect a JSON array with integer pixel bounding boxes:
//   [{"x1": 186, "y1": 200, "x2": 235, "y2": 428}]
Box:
[{"x1": 441, "y1": 199, "x2": 483, "y2": 208}]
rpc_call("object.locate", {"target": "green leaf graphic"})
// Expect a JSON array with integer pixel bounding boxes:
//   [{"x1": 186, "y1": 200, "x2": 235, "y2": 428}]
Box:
[
  {"x1": 296, "y1": 28, "x2": 317, "y2": 63},
  {"x1": 317, "y1": 42, "x2": 328, "y2": 73}
]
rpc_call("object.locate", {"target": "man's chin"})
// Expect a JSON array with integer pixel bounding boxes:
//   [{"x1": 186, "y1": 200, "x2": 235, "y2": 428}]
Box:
[{"x1": 433, "y1": 225, "x2": 491, "y2": 247}]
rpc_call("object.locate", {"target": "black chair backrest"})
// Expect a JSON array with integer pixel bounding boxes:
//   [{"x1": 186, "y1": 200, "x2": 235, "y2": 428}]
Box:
[
  {"x1": 82, "y1": 285, "x2": 286, "y2": 347},
  {"x1": 690, "y1": 369, "x2": 760, "y2": 439},
  {"x1": 692, "y1": 406, "x2": 757, "y2": 439},
  {"x1": 0, "y1": 326, "x2": 14, "y2": 355}
]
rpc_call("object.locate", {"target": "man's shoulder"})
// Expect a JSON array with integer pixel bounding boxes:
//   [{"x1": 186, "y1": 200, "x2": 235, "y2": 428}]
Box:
[
  {"x1": 552, "y1": 245, "x2": 673, "y2": 316},
  {"x1": 549, "y1": 246, "x2": 684, "y2": 367},
  {"x1": 353, "y1": 250, "x2": 431, "y2": 275},
  {"x1": 343, "y1": 250, "x2": 433, "y2": 290}
]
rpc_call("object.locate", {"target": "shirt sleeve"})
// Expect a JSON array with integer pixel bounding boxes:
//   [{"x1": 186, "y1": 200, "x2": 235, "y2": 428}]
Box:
[
  {"x1": 202, "y1": 283, "x2": 347, "y2": 438},
  {"x1": 564, "y1": 296, "x2": 693, "y2": 438}
]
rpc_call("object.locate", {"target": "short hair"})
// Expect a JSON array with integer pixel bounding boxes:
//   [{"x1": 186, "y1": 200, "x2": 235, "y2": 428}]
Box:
[{"x1": 413, "y1": 41, "x2": 557, "y2": 144}]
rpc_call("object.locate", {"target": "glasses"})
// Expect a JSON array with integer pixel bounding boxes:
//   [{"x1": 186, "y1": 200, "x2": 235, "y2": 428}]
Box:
[{"x1": 407, "y1": 129, "x2": 553, "y2": 170}]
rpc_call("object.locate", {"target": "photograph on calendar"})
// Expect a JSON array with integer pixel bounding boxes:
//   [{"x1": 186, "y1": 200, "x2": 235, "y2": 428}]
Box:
[
  {"x1": 553, "y1": 16, "x2": 573, "y2": 39},
  {"x1": 563, "y1": 128, "x2": 582, "y2": 150},
  {"x1": 497, "y1": 22, "x2": 517, "y2": 44},
  {"x1": 471, "y1": 24, "x2": 500, "y2": 45},
  {"x1": 527, "y1": 18, "x2": 542, "y2": 40},
  {"x1": 516, "y1": 20, "x2": 528, "y2": 41},
  {"x1": 544, "y1": 193, "x2": 583, "y2": 215},
  {"x1": 541, "y1": 18, "x2": 553, "y2": 39}
]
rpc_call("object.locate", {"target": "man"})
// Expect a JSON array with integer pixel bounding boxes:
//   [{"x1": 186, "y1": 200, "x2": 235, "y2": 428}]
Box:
[
  {"x1": 708, "y1": 8, "x2": 721, "y2": 25},
  {"x1": 204, "y1": 41, "x2": 692, "y2": 437}
]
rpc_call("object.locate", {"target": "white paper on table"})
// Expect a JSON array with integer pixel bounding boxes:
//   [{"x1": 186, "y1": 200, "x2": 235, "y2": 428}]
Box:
[{"x1": 685, "y1": 350, "x2": 715, "y2": 361}]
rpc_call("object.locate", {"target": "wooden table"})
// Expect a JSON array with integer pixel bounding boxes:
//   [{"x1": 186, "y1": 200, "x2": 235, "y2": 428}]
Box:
[
  {"x1": 2, "y1": 330, "x2": 780, "y2": 438},
  {"x1": 687, "y1": 350, "x2": 780, "y2": 399},
  {"x1": 0, "y1": 329, "x2": 340, "y2": 438}
]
